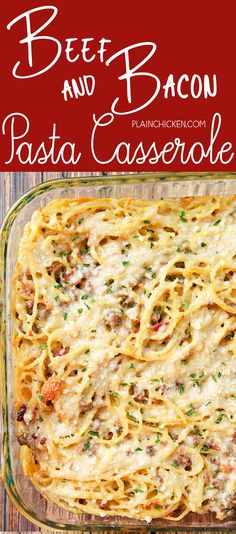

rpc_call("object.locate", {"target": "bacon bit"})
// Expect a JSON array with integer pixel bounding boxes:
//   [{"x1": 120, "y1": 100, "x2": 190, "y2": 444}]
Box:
[
  {"x1": 25, "y1": 300, "x2": 34, "y2": 313},
  {"x1": 231, "y1": 432, "x2": 236, "y2": 443},
  {"x1": 16, "y1": 404, "x2": 27, "y2": 422},
  {"x1": 150, "y1": 321, "x2": 169, "y2": 332},
  {"x1": 76, "y1": 498, "x2": 87, "y2": 505},
  {"x1": 143, "y1": 500, "x2": 160, "y2": 509},
  {"x1": 41, "y1": 377, "x2": 64, "y2": 402},
  {"x1": 87, "y1": 281, "x2": 94, "y2": 294},
  {"x1": 32, "y1": 433, "x2": 38, "y2": 439},
  {"x1": 146, "y1": 446, "x2": 155, "y2": 456},
  {"x1": 204, "y1": 470, "x2": 211, "y2": 484},
  {"x1": 62, "y1": 270, "x2": 75, "y2": 283},
  {"x1": 96, "y1": 500, "x2": 110, "y2": 510},
  {"x1": 104, "y1": 431, "x2": 113, "y2": 441},
  {"x1": 54, "y1": 347, "x2": 67, "y2": 357},
  {"x1": 47, "y1": 262, "x2": 60, "y2": 274},
  {"x1": 219, "y1": 463, "x2": 233, "y2": 473},
  {"x1": 124, "y1": 433, "x2": 132, "y2": 440},
  {"x1": 212, "y1": 479, "x2": 223, "y2": 490},
  {"x1": 39, "y1": 437, "x2": 46, "y2": 445}
]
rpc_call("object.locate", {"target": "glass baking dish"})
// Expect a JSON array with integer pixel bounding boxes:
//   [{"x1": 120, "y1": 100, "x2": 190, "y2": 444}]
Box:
[{"x1": 1, "y1": 172, "x2": 236, "y2": 531}]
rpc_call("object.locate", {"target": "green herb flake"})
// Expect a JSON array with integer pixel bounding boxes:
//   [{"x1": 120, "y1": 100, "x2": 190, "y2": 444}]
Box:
[
  {"x1": 54, "y1": 295, "x2": 59, "y2": 302},
  {"x1": 178, "y1": 383, "x2": 185, "y2": 395},
  {"x1": 77, "y1": 308, "x2": 83, "y2": 314},
  {"x1": 80, "y1": 248, "x2": 89, "y2": 255},
  {"x1": 155, "y1": 434, "x2": 161, "y2": 444},
  {"x1": 134, "y1": 488, "x2": 144, "y2": 493},
  {"x1": 201, "y1": 242, "x2": 207, "y2": 247},
  {"x1": 54, "y1": 283, "x2": 63, "y2": 289},
  {"x1": 89, "y1": 431, "x2": 99, "y2": 437},
  {"x1": 83, "y1": 440, "x2": 91, "y2": 451},
  {"x1": 213, "y1": 219, "x2": 221, "y2": 226},
  {"x1": 38, "y1": 415, "x2": 43, "y2": 422},
  {"x1": 179, "y1": 211, "x2": 187, "y2": 222},
  {"x1": 171, "y1": 461, "x2": 179, "y2": 468},
  {"x1": 127, "y1": 413, "x2": 138, "y2": 422},
  {"x1": 186, "y1": 404, "x2": 195, "y2": 417},
  {"x1": 72, "y1": 235, "x2": 79, "y2": 241},
  {"x1": 129, "y1": 363, "x2": 136, "y2": 369},
  {"x1": 81, "y1": 367, "x2": 87, "y2": 372},
  {"x1": 56, "y1": 212, "x2": 63, "y2": 217},
  {"x1": 38, "y1": 394, "x2": 43, "y2": 401},
  {"x1": 215, "y1": 413, "x2": 228, "y2": 424},
  {"x1": 135, "y1": 447, "x2": 143, "y2": 452},
  {"x1": 150, "y1": 241, "x2": 154, "y2": 249},
  {"x1": 176, "y1": 245, "x2": 181, "y2": 252},
  {"x1": 78, "y1": 217, "x2": 84, "y2": 225},
  {"x1": 122, "y1": 260, "x2": 130, "y2": 267},
  {"x1": 143, "y1": 220, "x2": 151, "y2": 224},
  {"x1": 63, "y1": 312, "x2": 68, "y2": 320},
  {"x1": 40, "y1": 343, "x2": 47, "y2": 350}
]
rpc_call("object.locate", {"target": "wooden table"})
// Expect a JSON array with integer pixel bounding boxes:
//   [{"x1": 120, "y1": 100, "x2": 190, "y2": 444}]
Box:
[{"x1": 0, "y1": 172, "x2": 234, "y2": 533}]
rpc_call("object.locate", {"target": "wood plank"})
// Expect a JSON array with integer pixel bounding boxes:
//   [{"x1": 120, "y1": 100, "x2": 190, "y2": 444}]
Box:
[{"x1": 0, "y1": 173, "x2": 42, "y2": 531}]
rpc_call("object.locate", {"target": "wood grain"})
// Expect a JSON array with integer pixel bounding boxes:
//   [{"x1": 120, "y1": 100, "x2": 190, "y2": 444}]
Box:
[{"x1": 0, "y1": 172, "x2": 233, "y2": 533}]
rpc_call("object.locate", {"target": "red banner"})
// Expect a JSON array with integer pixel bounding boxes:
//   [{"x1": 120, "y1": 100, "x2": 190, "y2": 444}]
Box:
[{"x1": 0, "y1": 0, "x2": 235, "y2": 170}]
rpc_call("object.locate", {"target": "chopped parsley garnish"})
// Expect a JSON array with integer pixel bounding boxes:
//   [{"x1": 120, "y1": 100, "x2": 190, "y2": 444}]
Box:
[
  {"x1": 40, "y1": 343, "x2": 47, "y2": 350},
  {"x1": 143, "y1": 220, "x2": 151, "y2": 224},
  {"x1": 63, "y1": 312, "x2": 68, "y2": 320},
  {"x1": 91, "y1": 329, "x2": 96, "y2": 333},
  {"x1": 38, "y1": 394, "x2": 43, "y2": 401},
  {"x1": 179, "y1": 211, "x2": 187, "y2": 222},
  {"x1": 215, "y1": 413, "x2": 228, "y2": 424},
  {"x1": 135, "y1": 447, "x2": 143, "y2": 452},
  {"x1": 212, "y1": 372, "x2": 221, "y2": 383},
  {"x1": 213, "y1": 219, "x2": 221, "y2": 226},
  {"x1": 89, "y1": 431, "x2": 99, "y2": 437},
  {"x1": 83, "y1": 440, "x2": 91, "y2": 451},
  {"x1": 56, "y1": 212, "x2": 63, "y2": 216},
  {"x1": 71, "y1": 235, "x2": 79, "y2": 241},
  {"x1": 81, "y1": 367, "x2": 87, "y2": 372},
  {"x1": 134, "y1": 488, "x2": 144, "y2": 493},
  {"x1": 201, "y1": 242, "x2": 207, "y2": 247},
  {"x1": 189, "y1": 371, "x2": 204, "y2": 387},
  {"x1": 122, "y1": 260, "x2": 130, "y2": 267},
  {"x1": 80, "y1": 247, "x2": 89, "y2": 255},
  {"x1": 127, "y1": 413, "x2": 138, "y2": 422},
  {"x1": 171, "y1": 461, "x2": 179, "y2": 468},
  {"x1": 121, "y1": 383, "x2": 128, "y2": 387},
  {"x1": 81, "y1": 294, "x2": 89, "y2": 300},
  {"x1": 129, "y1": 363, "x2": 136, "y2": 369},
  {"x1": 109, "y1": 391, "x2": 119, "y2": 398},
  {"x1": 176, "y1": 245, "x2": 181, "y2": 252},
  {"x1": 38, "y1": 415, "x2": 43, "y2": 422},
  {"x1": 78, "y1": 217, "x2": 84, "y2": 225},
  {"x1": 54, "y1": 295, "x2": 59, "y2": 302},
  {"x1": 178, "y1": 383, "x2": 185, "y2": 395},
  {"x1": 150, "y1": 241, "x2": 154, "y2": 249},
  {"x1": 201, "y1": 444, "x2": 209, "y2": 453},
  {"x1": 77, "y1": 308, "x2": 83, "y2": 314},
  {"x1": 156, "y1": 434, "x2": 161, "y2": 444},
  {"x1": 54, "y1": 283, "x2": 63, "y2": 289},
  {"x1": 107, "y1": 289, "x2": 113, "y2": 294},
  {"x1": 83, "y1": 263, "x2": 90, "y2": 267},
  {"x1": 125, "y1": 243, "x2": 132, "y2": 249},
  {"x1": 181, "y1": 358, "x2": 189, "y2": 365},
  {"x1": 183, "y1": 300, "x2": 189, "y2": 309},
  {"x1": 85, "y1": 349, "x2": 90, "y2": 354},
  {"x1": 186, "y1": 404, "x2": 195, "y2": 416}
]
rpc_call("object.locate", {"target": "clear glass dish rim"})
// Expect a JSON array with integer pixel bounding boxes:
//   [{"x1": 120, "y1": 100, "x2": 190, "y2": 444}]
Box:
[{"x1": 1, "y1": 172, "x2": 236, "y2": 531}]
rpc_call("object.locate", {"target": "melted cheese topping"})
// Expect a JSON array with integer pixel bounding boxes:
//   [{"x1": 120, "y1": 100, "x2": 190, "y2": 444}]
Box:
[{"x1": 13, "y1": 196, "x2": 236, "y2": 522}]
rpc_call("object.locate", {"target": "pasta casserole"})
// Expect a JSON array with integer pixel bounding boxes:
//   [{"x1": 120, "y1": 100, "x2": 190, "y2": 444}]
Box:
[{"x1": 13, "y1": 195, "x2": 236, "y2": 521}]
